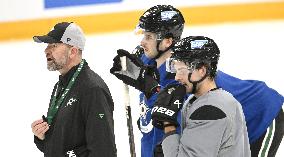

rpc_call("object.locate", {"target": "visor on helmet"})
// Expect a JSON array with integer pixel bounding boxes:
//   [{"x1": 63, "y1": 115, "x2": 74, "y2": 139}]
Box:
[
  {"x1": 134, "y1": 24, "x2": 144, "y2": 35},
  {"x1": 166, "y1": 58, "x2": 177, "y2": 73},
  {"x1": 166, "y1": 58, "x2": 197, "y2": 74}
]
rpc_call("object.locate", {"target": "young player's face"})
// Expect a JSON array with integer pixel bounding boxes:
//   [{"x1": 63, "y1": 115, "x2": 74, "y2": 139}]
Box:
[
  {"x1": 44, "y1": 43, "x2": 71, "y2": 71},
  {"x1": 173, "y1": 61, "x2": 200, "y2": 93},
  {"x1": 140, "y1": 32, "x2": 159, "y2": 59}
]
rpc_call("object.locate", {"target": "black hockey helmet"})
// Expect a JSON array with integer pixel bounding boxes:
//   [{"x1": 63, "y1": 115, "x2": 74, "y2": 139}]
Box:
[
  {"x1": 169, "y1": 36, "x2": 220, "y2": 78},
  {"x1": 137, "y1": 5, "x2": 185, "y2": 41}
]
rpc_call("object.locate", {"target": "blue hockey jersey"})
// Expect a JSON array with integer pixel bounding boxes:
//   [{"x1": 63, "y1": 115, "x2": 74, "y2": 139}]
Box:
[
  {"x1": 138, "y1": 55, "x2": 181, "y2": 157},
  {"x1": 215, "y1": 70, "x2": 284, "y2": 143},
  {"x1": 138, "y1": 55, "x2": 284, "y2": 157}
]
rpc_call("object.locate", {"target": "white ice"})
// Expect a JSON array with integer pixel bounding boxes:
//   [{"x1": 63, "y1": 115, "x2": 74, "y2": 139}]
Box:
[{"x1": 0, "y1": 20, "x2": 283, "y2": 157}]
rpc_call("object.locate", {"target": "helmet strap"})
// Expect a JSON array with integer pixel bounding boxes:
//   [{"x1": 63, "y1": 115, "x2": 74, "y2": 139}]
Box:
[
  {"x1": 154, "y1": 39, "x2": 173, "y2": 60},
  {"x1": 187, "y1": 70, "x2": 208, "y2": 94}
]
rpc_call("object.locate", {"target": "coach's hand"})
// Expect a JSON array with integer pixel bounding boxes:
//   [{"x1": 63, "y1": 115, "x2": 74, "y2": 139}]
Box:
[
  {"x1": 151, "y1": 84, "x2": 186, "y2": 129},
  {"x1": 110, "y1": 49, "x2": 160, "y2": 98},
  {"x1": 31, "y1": 119, "x2": 49, "y2": 140}
]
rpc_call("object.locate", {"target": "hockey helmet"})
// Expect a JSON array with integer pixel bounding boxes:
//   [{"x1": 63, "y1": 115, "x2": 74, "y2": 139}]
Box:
[
  {"x1": 136, "y1": 5, "x2": 185, "y2": 41},
  {"x1": 167, "y1": 36, "x2": 220, "y2": 77}
]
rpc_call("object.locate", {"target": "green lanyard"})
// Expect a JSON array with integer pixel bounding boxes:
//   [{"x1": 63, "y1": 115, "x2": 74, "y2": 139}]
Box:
[{"x1": 46, "y1": 59, "x2": 85, "y2": 124}]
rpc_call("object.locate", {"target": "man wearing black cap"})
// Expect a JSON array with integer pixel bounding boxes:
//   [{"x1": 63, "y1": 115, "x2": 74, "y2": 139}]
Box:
[{"x1": 31, "y1": 22, "x2": 117, "y2": 157}]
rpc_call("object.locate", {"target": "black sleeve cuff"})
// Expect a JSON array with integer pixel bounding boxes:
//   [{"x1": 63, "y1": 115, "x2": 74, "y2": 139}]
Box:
[{"x1": 34, "y1": 136, "x2": 44, "y2": 152}]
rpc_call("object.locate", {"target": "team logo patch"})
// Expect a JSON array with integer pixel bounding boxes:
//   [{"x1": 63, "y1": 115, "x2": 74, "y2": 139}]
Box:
[
  {"x1": 99, "y1": 113, "x2": 104, "y2": 119},
  {"x1": 139, "y1": 101, "x2": 153, "y2": 133},
  {"x1": 161, "y1": 11, "x2": 177, "y2": 21},
  {"x1": 66, "y1": 150, "x2": 76, "y2": 157},
  {"x1": 191, "y1": 40, "x2": 208, "y2": 49},
  {"x1": 65, "y1": 97, "x2": 77, "y2": 107},
  {"x1": 167, "y1": 87, "x2": 175, "y2": 94}
]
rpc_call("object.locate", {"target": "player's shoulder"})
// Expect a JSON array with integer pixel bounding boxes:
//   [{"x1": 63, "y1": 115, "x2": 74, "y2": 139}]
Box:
[{"x1": 190, "y1": 105, "x2": 226, "y2": 120}]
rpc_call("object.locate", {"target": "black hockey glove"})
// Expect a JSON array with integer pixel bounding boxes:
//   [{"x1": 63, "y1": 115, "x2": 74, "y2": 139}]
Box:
[
  {"x1": 110, "y1": 49, "x2": 160, "y2": 98},
  {"x1": 151, "y1": 84, "x2": 186, "y2": 129}
]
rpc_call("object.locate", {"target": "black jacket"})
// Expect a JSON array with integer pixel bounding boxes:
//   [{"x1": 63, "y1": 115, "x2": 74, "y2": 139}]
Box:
[{"x1": 34, "y1": 61, "x2": 117, "y2": 157}]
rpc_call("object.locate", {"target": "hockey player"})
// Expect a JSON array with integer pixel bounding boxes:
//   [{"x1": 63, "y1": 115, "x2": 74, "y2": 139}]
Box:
[
  {"x1": 151, "y1": 36, "x2": 251, "y2": 157},
  {"x1": 111, "y1": 5, "x2": 184, "y2": 157},
  {"x1": 110, "y1": 5, "x2": 284, "y2": 157}
]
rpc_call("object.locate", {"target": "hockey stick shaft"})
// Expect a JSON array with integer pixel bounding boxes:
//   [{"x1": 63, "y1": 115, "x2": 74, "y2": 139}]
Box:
[{"x1": 121, "y1": 56, "x2": 136, "y2": 157}]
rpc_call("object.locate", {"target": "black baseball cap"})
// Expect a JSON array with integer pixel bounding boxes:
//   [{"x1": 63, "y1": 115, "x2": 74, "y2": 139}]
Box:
[{"x1": 33, "y1": 22, "x2": 86, "y2": 50}]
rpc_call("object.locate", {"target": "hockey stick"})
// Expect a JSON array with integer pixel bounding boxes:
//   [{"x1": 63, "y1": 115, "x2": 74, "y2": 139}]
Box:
[
  {"x1": 122, "y1": 82, "x2": 136, "y2": 157},
  {"x1": 120, "y1": 46, "x2": 144, "y2": 157}
]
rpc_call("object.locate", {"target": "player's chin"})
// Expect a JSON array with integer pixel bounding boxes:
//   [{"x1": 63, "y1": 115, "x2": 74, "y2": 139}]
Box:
[{"x1": 145, "y1": 53, "x2": 155, "y2": 59}]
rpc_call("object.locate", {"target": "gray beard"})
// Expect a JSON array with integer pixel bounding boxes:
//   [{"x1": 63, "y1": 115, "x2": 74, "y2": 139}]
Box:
[
  {"x1": 47, "y1": 58, "x2": 67, "y2": 71},
  {"x1": 47, "y1": 61, "x2": 64, "y2": 71},
  {"x1": 47, "y1": 49, "x2": 70, "y2": 71}
]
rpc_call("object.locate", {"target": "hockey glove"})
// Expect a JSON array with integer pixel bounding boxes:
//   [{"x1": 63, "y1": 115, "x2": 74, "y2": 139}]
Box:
[
  {"x1": 151, "y1": 84, "x2": 186, "y2": 129},
  {"x1": 110, "y1": 49, "x2": 160, "y2": 98}
]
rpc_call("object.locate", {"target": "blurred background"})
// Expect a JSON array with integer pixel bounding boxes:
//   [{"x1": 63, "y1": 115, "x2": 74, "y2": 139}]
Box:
[{"x1": 0, "y1": 0, "x2": 283, "y2": 156}]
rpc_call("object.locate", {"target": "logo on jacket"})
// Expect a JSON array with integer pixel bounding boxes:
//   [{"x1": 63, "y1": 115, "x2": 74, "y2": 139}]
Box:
[
  {"x1": 99, "y1": 113, "x2": 104, "y2": 119},
  {"x1": 66, "y1": 150, "x2": 76, "y2": 157},
  {"x1": 65, "y1": 97, "x2": 77, "y2": 107}
]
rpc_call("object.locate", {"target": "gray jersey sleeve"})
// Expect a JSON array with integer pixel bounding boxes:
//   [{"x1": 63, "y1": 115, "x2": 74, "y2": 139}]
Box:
[{"x1": 162, "y1": 105, "x2": 230, "y2": 157}]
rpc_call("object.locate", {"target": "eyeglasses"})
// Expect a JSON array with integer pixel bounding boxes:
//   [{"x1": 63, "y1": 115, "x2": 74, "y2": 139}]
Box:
[{"x1": 175, "y1": 67, "x2": 191, "y2": 75}]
